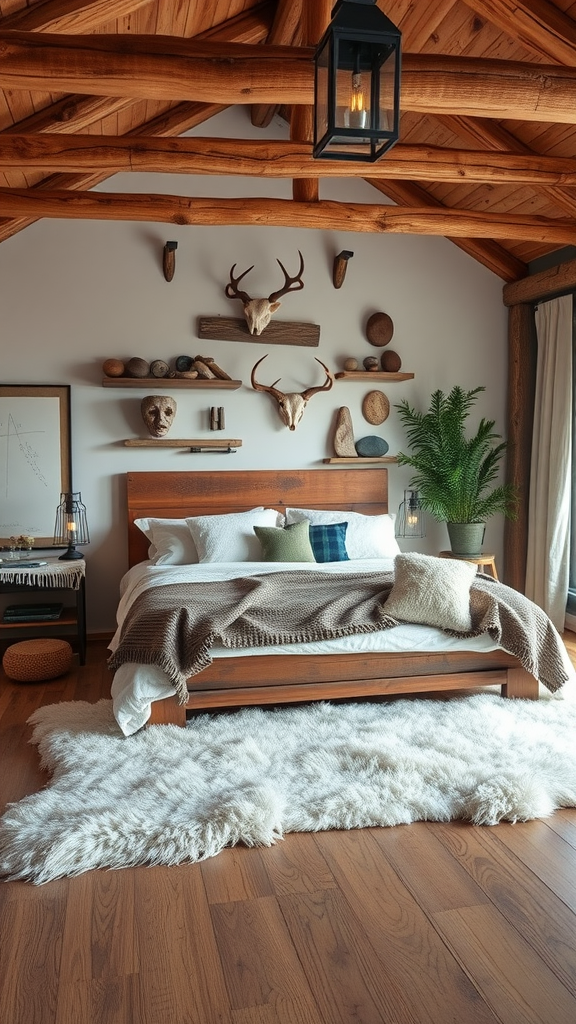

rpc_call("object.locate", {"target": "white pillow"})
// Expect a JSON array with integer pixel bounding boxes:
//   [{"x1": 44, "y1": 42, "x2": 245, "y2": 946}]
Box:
[
  {"x1": 134, "y1": 517, "x2": 199, "y2": 565},
  {"x1": 186, "y1": 508, "x2": 284, "y2": 563},
  {"x1": 285, "y1": 507, "x2": 399, "y2": 559},
  {"x1": 385, "y1": 552, "x2": 477, "y2": 632}
]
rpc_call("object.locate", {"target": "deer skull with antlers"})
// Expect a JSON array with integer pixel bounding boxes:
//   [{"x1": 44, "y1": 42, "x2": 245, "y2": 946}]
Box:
[
  {"x1": 226, "y1": 251, "x2": 305, "y2": 336},
  {"x1": 251, "y1": 355, "x2": 334, "y2": 431}
]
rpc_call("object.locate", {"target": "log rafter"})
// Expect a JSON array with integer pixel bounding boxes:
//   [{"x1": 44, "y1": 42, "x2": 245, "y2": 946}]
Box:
[
  {"x1": 0, "y1": 190, "x2": 573, "y2": 244},
  {"x1": 2, "y1": 34, "x2": 576, "y2": 123},
  {"x1": 5, "y1": 134, "x2": 576, "y2": 187},
  {"x1": 464, "y1": 0, "x2": 576, "y2": 66},
  {"x1": 0, "y1": 0, "x2": 153, "y2": 33}
]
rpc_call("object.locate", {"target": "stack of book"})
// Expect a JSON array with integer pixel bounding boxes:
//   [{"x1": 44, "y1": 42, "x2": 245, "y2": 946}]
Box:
[{"x1": 3, "y1": 603, "x2": 64, "y2": 623}]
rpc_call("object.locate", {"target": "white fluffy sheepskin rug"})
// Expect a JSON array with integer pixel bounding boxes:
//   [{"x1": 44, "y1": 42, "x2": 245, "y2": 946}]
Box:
[{"x1": 2, "y1": 693, "x2": 576, "y2": 884}]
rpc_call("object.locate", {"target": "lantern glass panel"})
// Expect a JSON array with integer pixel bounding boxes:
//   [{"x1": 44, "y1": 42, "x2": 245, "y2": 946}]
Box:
[{"x1": 314, "y1": 37, "x2": 330, "y2": 154}]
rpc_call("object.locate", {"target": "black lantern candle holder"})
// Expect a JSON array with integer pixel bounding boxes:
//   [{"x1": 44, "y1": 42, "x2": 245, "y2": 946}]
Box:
[{"x1": 53, "y1": 492, "x2": 90, "y2": 560}]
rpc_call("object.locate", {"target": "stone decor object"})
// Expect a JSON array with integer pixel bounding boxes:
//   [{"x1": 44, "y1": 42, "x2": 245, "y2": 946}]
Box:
[
  {"x1": 366, "y1": 312, "x2": 394, "y2": 347},
  {"x1": 150, "y1": 360, "x2": 170, "y2": 378},
  {"x1": 125, "y1": 357, "x2": 150, "y2": 378},
  {"x1": 333, "y1": 407, "x2": 357, "y2": 456},
  {"x1": 381, "y1": 350, "x2": 402, "y2": 372},
  {"x1": 362, "y1": 390, "x2": 390, "y2": 425},
  {"x1": 355, "y1": 436, "x2": 390, "y2": 457},
  {"x1": 363, "y1": 356, "x2": 380, "y2": 371},
  {"x1": 102, "y1": 358, "x2": 125, "y2": 377}
]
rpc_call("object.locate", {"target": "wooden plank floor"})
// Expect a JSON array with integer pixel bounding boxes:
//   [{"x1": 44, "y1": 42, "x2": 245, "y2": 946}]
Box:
[{"x1": 1, "y1": 637, "x2": 576, "y2": 1024}]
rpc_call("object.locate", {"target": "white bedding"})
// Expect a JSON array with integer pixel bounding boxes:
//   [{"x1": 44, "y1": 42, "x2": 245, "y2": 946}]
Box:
[{"x1": 109, "y1": 559, "x2": 576, "y2": 735}]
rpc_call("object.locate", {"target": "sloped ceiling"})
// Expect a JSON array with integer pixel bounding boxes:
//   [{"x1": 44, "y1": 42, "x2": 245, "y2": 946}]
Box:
[{"x1": 1, "y1": 0, "x2": 576, "y2": 282}]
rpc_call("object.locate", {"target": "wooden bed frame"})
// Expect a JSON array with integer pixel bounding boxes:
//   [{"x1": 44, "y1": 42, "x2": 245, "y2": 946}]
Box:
[{"x1": 125, "y1": 468, "x2": 538, "y2": 726}]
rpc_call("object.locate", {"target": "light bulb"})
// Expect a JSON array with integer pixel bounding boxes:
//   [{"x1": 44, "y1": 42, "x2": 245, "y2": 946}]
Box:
[{"x1": 345, "y1": 71, "x2": 368, "y2": 129}]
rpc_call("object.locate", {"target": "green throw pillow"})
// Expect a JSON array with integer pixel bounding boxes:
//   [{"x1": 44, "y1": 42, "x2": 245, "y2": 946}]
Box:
[{"x1": 254, "y1": 520, "x2": 316, "y2": 562}]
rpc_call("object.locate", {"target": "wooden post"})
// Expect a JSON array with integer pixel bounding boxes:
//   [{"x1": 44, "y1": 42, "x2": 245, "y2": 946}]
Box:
[
  {"x1": 291, "y1": 0, "x2": 332, "y2": 202},
  {"x1": 504, "y1": 301, "x2": 537, "y2": 592}
]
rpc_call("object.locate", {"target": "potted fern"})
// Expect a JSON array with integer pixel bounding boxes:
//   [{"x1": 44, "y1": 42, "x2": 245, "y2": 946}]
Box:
[{"x1": 395, "y1": 385, "x2": 518, "y2": 556}]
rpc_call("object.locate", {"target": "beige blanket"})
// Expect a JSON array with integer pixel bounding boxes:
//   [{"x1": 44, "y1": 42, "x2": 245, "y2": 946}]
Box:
[{"x1": 107, "y1": 570, "x2": 569, "y2": 704}]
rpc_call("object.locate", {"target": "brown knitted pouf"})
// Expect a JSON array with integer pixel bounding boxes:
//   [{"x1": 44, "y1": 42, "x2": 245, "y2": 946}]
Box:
[{"x1": 2, "y1": 638, "x2": 73, "y2": 682}]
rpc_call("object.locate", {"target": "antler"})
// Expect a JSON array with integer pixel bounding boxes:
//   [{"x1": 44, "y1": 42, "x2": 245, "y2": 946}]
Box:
[
  {"x1": 268, "y1": 250, "x2": 305, "y2": 303},
  {"x1": 225, "y1": 263, "x2": 254, "y2": 303},
  {"x1": 301, "y1": 359, "x2": 334, "y2": 401},
  {"x1": 250, "y1": 355, "x2": 284, "y2": 398}
]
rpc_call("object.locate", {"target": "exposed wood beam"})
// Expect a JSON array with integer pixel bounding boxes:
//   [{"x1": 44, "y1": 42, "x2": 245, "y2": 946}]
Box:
[
  {"x1": 503, "y1": 256, "x2": 576, "y2": 305},
  {"x1": 0, "y1": 5, "x2": 272, "y2": 244},
  {"x1": 2, "y1": 34, "x2": 576, "y2": 122},
  {"x1": 0, "y1": 0, "x2": 152, "y2": 33},
  {"x1": 5, "y1": 134, "x2": 576, "y2": 187},
  {"x1": 251, "y1": 0, "x2": 301, "y2": 128},
  {"x1": 366, "y1": 177, "x2": 527, "y2": 282},
  {"x1": 0, "y1": 190, "x2": 573, "y2": 243},
  {"x1": 465, "y1": 0, "x2": 576, "y2": 66}
]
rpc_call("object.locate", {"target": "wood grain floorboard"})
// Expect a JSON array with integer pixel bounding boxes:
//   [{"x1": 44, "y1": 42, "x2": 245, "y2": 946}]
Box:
[{"x1": 0, "y1": 636, "x2": 576, "y2": 1023}]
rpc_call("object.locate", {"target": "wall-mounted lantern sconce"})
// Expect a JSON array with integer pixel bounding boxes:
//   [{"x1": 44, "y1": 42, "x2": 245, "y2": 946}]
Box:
[
  {"x1": 163, "y1": 241, "x2": 178, "y2": 282},
  {"x1": 333, "y1": 250, "x2": 354, "y2": 288},
  {"x1": 313, "y1": 0, "x2": 401, "y2": 163}
]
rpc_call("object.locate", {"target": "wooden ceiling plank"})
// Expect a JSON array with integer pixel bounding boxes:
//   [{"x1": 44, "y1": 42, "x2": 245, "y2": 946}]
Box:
[
  {"x1": 398, "y1": 0, "x2": 458, "y2": 51},
  {"x1": 464, "y1": 0, "x2": 576, "y2": 66},
  {"x1": 3, "y1": 34, "x2": 576, "y2": 122},
  {"x1": 0, "y1": 1, "x2": 154, "y2": 33},
  {"x1": 6, "y1": 134, "x2": 576, "y2": 187},
  {"x1": 0, "y1": 189, "x2": 573, "y2": 244},
  {"x1": 439, "y1": 112, "x2": 576, "y2": 218},
  {"x1": 251, "y1": 0, "x2": 301, "y2": 128},
  {"x1": 366, "y1": 176, "x2": 527, "y2": 281}
]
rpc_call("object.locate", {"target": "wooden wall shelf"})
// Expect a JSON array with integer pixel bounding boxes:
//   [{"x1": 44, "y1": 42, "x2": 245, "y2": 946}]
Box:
[
  {"x1": 323, "y1": 456, "x2": 398, "y2": 464},
  {"x1": 124, "y1": 438, "x2": 242, "y2": 450},
  {"x1": 334, "y1": 372, "x2": 414, "y2": 382},
  {"x1": 102, "y1": 378, "x2": 242, "y2": 389}
]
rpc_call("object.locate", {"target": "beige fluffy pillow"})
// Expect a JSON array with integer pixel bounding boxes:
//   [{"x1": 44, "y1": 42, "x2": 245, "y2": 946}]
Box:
[{"x1": 385, "y1": 552, "x2": 477, "y2": 633}]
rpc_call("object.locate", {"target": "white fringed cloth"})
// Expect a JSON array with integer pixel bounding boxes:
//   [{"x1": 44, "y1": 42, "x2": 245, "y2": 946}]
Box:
[{"x1": 0, "y1": 558, "x2": 85, "y2": 590}]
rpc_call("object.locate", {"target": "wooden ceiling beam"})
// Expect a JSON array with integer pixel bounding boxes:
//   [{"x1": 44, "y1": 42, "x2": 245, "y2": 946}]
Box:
[
  {"x1": 0, "y1": 0, "x2": 153, "y2": 33},
  {"x1": 365, "y1": 177, "x2": 527, "y2": 282},
  {"x1": 0, "y1": 189, "x2": 573, "y2": 244},
  {"x1": 4, "y1": 134, "x2": 576, "y2": 186},
  {"x1": 0, "y1": 4, "x2": 272, "y2": 244},
  {"x1": 464, "y1": 0, "x2": 576, "y2": 66},
  {"x1": 2, "y1": 34, "x2": 576, "y2": 122}
]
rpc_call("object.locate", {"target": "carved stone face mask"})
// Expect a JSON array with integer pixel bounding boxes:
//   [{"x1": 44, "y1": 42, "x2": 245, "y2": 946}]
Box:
[{"x1": 141, "y1": 395, "x2": 177, "y2": 437}]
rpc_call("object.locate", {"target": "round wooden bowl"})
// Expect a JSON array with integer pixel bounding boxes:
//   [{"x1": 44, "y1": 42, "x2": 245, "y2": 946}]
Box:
[{"x1": 366, "y1": 312, "x2": 394, "y2": 347}]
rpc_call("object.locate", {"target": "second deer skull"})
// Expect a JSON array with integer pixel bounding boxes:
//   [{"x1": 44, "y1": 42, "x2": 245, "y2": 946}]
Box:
[{"x1": 251, "y1": 355, "x2": 334, "y2": 430}]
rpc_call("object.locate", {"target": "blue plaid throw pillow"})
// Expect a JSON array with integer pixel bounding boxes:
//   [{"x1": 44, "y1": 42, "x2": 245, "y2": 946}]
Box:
[{"x1": 309, "y1": 522, "x2": 349, "y2": 563}]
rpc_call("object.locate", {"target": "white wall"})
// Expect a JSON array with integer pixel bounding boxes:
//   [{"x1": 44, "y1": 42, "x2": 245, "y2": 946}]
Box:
[{"x1": 0, "y1": 108, "x2": 508, "y2": 631}]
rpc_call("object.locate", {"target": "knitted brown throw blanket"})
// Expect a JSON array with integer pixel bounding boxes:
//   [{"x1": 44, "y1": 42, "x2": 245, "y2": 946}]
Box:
[{"x1": 107, "y1": 570, "x2": 569, "y2": 704}]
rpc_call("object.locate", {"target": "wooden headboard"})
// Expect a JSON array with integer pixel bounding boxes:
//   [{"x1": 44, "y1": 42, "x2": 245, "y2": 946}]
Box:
[{"x1": 126, "y1": 469, "x2": 389, "y2": 567}]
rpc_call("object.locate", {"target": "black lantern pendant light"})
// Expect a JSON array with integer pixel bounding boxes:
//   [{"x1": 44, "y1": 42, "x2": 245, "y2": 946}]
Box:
[{"x1": 314, "y1": 0, "x2": 401, "y2": 162}]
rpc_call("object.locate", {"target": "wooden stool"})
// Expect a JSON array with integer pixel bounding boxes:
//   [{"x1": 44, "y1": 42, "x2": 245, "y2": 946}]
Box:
[
  {"x1": 438, "y1": 551, "x2": 498, "y2": 580},
  {"x1": 2, "y1": 638, "x2": 73, "y2": 682}
]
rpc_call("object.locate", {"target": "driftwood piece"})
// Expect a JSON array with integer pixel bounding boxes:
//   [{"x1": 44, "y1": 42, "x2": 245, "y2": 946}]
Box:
[
  {"x1": 333, "y1": 407, "x2": 357, "y2": 457},
  {"x1": 333, "y1": 250, "x2": 354, "y2": 288},
  {"x1": 198, "y1": 316, "x2": 320, "y2": 347},
  {"x1": 194, "y1": 355, "x2": 232, "y2": 380},
  {"x1": 192, "y1": 360, "x2": 217, "y2": 379}
]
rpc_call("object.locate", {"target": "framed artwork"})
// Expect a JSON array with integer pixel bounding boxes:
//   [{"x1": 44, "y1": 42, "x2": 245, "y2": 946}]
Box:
[{"x1": 0, "y1": 384, "x2": 72, "y2": 547}]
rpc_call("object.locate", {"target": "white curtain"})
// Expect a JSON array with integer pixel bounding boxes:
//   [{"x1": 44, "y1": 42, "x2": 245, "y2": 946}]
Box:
[{"x1": 525, "y1": 293, "x2": 572, "y2": 630}]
